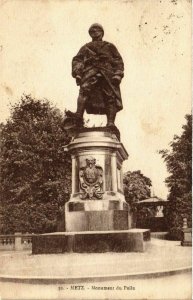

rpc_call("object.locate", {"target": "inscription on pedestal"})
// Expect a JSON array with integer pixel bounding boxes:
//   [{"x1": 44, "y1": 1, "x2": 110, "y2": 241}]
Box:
[{"x1": 79, "y1": 157, "x2": 104, "y2": 200}]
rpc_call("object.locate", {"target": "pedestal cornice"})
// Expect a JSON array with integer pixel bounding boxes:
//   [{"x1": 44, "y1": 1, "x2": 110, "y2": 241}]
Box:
[{"x1": 66, "y1": 128, "x2": 128, "y2": 161}]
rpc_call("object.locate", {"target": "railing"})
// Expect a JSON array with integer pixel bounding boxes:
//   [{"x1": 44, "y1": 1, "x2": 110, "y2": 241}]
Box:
[{"x1": 0, "y1": 233, "x2": 33, "y2": 251}]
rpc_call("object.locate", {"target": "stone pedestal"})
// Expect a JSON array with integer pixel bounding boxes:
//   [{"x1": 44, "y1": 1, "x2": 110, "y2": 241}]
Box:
[
  {"x1": 181, "y1": 228, "x2": 192, "y2": 246},
  {"x1": 64, "y1": 127, "x2": 132, "y2": 232},
  {"x1": 32, "y1": 127, "x2": 150, "y2": 254},
  {"x1": 14, "y1": 232, "x2": 23, "y2": 251},
  {"x1": 181, "y1": 218, "x2": 192, "y2": 247},
  {"x1": 32, "y1": 229, "x2": 151, "y2": 254}
]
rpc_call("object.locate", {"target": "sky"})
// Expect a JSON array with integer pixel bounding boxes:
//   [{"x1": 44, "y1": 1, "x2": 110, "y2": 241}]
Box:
[{"x1": 0, "y1": 0, "x2": 191, "y2": 198}]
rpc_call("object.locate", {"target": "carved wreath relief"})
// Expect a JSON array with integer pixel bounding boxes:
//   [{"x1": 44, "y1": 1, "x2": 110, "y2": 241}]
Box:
[{"x1": 79, "y1": 157, "x2": 103, "y2": 200}]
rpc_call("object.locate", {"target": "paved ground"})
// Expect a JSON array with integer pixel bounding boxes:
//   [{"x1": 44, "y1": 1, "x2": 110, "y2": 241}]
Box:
[
  {"x1": 0, "y1": 239, "x2": 191, "y2": 278},
  {"x1": 0, "y1": 239, "x2": 191, "y2": 299}
]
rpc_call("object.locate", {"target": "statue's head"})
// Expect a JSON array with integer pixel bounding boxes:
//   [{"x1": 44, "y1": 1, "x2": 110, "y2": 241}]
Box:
[{"x1": 89, "y1": 23, "x2": 104, "y2": 41}]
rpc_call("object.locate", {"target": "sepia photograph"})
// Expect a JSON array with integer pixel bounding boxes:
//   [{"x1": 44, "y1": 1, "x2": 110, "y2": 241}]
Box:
[{"x1": 0, "y1": 0, "x2": 192, "y2": 299}]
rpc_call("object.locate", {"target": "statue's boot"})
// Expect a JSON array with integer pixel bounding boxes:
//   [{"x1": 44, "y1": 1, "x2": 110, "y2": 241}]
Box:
[
  {"x1": 106, "y1": 106, "x2": 116, "y2": 128},
  {"x1": 66, "y1": 95, "x2": 85, "y2": 126},
  {"x1": 74, "y1": 96, "x2": 86, "y2": 126},
  {"x1": 76, "y1": 98, "x2": 85, "y2": 119}
]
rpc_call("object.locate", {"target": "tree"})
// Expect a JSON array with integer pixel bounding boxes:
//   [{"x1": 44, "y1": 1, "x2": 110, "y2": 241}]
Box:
[
  {"x1": 123, "y1": 170, "x2": 152, "y2": 207},
  {"x1": 123, "y1": 170, "x2": 152, "y2": 227},
  {"x1": 0, "y1": 95, "x2": 71, "y2": 234},
  {"x1": 159, "y1": 114, "x2": 192, "y2": 240}
]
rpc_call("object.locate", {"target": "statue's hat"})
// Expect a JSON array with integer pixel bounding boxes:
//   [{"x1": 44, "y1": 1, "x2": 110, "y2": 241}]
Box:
[{"x1": 89, "y1": 23, "x2": 104, "y2": 35}]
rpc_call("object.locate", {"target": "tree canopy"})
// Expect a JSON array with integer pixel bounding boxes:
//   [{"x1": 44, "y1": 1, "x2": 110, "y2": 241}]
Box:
[
  {"x1": 159, "y1": 114, "x2": 192, "y2": 239},
  {"x1": 0, "y1": 95, "x2": 71, "y2": 234},
  {"x1": 123, "y1": 170, "x2": 152, "y2": 207},
  {"x1": 123, "y1": 170, "x2": 152, "y2": 227}
]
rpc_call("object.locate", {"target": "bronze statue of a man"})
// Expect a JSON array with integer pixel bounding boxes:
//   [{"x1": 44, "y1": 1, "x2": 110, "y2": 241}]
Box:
[{"x1": 68, "y1": 23, "x2": 124, "y2": 128}]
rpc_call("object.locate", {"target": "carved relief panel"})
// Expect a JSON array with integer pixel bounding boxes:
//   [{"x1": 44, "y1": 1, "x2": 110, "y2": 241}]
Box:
[{"x1": 79, "y1": 156, "x2": 103, "y2": 200}]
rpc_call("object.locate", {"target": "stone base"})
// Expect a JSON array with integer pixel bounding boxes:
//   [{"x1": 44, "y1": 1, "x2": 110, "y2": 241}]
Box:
[
  {"x1": 65, "y1": 197, "x2": 132, "y2": 232},
  {"x1": 181, "y1": 228, "x2": 192, "y2": 247},
  {"x1": 32, "y1": 229, "x2": 150, "y2": 254},
  {"x1": 181, "y1": 241, "x2": 192, "y2": 247},
  {"x1": 65, "y1": 209, "x2": 130, "y2": 232},
  {"x1": 181, "y1": 228, "x2": 192, "y2": 246}
]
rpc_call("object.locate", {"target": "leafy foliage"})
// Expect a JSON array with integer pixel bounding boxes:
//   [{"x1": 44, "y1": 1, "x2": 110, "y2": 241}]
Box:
[
  {"x1": 0, "y1": 95, "x2": 71, "y2": 233},
  {"x1": 123, "y1": 170, "x2": 152, "y2": 227},
  {"x1": 123, "y1": 170, "x2": 152, "y2": 207},
  {"x1": 159, "y1": 114, "x2": 192, "y2": 240}
]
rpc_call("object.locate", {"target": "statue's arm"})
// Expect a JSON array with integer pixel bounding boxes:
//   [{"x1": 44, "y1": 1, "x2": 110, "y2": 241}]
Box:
[
  {"x1": 110, "y1": 44, "x2": 124, "y2": 82},
  {"x1": 72, "y1": 46, "x2": 85, "y2": 79}
]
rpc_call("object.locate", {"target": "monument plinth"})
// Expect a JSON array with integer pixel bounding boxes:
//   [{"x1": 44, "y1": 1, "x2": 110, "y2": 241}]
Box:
[
  {"x1": 32, "y1": 126, "x2": 150, "y2": 255},
  {"x1": 65, "y1": 128, "x2": 132, "y2": 232}
]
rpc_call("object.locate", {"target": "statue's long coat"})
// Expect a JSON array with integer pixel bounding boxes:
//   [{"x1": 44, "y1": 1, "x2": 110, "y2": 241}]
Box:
[{"x1": 72, "y1": 40, "x2": 124, "y2": 115}]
